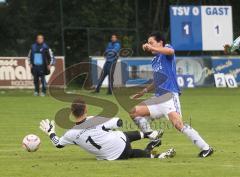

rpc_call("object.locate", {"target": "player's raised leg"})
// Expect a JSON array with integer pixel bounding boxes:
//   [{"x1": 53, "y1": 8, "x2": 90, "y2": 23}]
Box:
[
  {"x1": 129, "y1": 103, "x2": 161, "y2": 140},
  {"x1": 129, "y1": 103, "x2": 151, "y2": 132}
]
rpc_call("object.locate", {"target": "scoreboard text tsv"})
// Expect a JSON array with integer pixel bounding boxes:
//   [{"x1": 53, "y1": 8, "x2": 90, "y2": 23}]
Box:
[{"x1": 170, "y1": 6, "x2": 233, "y2": 51}]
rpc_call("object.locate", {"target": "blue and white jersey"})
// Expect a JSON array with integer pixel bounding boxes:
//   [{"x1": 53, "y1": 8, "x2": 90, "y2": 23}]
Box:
[
  {"x1": 151, "y1": 44, "x2": 180, "y2": 96},
  {"x1": 105, "y1": 41, "x2": 121, "y2": 62}
]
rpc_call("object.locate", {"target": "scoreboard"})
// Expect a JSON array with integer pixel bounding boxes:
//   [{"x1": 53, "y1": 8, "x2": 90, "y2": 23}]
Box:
[{"x1": 170, "y1": 6, "x2": 233, "y2": 51}]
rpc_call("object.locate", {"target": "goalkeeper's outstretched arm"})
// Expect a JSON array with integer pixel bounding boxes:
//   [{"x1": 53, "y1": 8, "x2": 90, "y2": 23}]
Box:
[
  {"x1": 39, "y1": 119, "x2": 68, "y2": 148},
  {"x1": 49, "y1": 133, "x2": 65, "y2": 148}
]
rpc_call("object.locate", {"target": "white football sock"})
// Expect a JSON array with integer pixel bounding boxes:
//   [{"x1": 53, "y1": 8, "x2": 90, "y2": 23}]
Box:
[
  {"x1": 134, "y1": 116, "x2": 153, "y2": 133},
  {"x1": 139, "y1": 132, "x2": 144, "y2": 139},
  {"x1": 181, "y1": 124, "x2": 209, "y2": 150}
]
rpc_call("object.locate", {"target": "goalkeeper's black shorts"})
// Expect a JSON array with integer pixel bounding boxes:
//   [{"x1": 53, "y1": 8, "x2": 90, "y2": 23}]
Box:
[{"x1": 117, "y1": 131, "x2": 150, "y2": 160}]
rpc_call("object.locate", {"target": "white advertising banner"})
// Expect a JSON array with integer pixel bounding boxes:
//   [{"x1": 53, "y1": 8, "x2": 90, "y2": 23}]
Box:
[{"x1": 0, "y1": 57, "x2": 65, "y2": 88}]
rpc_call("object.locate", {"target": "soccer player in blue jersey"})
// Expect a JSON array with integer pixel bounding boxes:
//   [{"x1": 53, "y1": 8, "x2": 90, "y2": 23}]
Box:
[{"x1": 130, "y1": 32, "x2": 213, "y2": 158}]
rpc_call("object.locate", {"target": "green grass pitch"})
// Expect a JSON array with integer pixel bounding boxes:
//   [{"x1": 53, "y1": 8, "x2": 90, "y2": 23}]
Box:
[{"x1": 0, "y1": 88, "x2": 240, "y2": 177}]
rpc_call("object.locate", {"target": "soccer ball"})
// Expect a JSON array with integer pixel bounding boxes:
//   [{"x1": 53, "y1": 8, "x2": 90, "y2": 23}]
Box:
[{"x1": 22, "y1": 134, "x2": 41, "y2": 152}]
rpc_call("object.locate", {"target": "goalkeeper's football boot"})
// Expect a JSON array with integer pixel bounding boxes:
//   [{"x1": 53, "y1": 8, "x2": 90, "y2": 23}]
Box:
[
  {"x1": 145, "y1": 129, "x2": 164, "y2": 152},
  {"x1": 145, "y1": 139, "x2": 161, "y2": 152},
  {"x1": 198, "y1": 147, "x2": 214, "y2": 158},
  {"x1": 156, "y1": 148, "x2": 176, "y2": 159}
]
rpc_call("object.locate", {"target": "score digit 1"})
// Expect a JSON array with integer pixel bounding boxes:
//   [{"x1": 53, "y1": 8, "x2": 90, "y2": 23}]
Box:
[
  {"x1": 182, "y1": 22, "x2": 191, "y2": 36},
  {"x1": 215, "y1": 25, "x2": 220, "y2": 35}
]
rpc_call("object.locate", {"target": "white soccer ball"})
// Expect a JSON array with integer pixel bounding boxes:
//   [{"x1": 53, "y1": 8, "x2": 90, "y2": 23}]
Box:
[{"x1": 22, "y1": 134, "x2": 41, "y2": 152}]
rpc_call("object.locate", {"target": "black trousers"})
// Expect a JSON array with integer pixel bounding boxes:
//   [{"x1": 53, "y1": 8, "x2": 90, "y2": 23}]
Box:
[
  {"x1": 32, "y1": 66, "x2": 46, "y2": 93},
  {"x1": 117, "y1": 131, "x2": 151, "y2": 160},
  {"x1": 96, "y1": 61, "x2": 116, "y2": 94}
]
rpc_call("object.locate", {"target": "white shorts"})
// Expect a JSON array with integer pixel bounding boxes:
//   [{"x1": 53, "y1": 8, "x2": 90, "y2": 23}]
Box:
[{"x1": 143, "y1": 92, "x2": 182, "y2": 119}]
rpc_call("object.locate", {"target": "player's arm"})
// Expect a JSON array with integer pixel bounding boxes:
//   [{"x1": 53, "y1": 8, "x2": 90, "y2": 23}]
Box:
[
  {"x1": 105, "y1": 42, "x2": 111, "y2": 52},
  {"x1": 48, "y1": 48, "x2": 56, "y2": 65},
  {"x1": 143, "y1": 43, "x2": 174, "y2": 55},
  {"x1": 131, "y1": 82, "x2": 155, "y2": 99},
  {"x1": 28, "y1": 49, "x2": 33, "y2": 67},
  {"x1": 113, "y1": 42, "x2": 121, "y2": 53},
  {"x1": 101, "y1": 117, "x2": 123, "y2": 131},
  {"x1": 224, "y1": 44, "x2": 239, "y2": 54},
  {"x1": 39, "y1": 119, "x2": 66, "y2": 148},
  {"x1": 224, "y1": 36, "x2": 240, "y2": 54}
]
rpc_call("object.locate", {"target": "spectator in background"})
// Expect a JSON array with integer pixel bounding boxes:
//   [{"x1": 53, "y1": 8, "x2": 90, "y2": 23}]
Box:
[
  {"x1": 94, "y1": 34, "x2": 121, "y2": 94},
  {"x1": 28, "y1": 34, "x2": 55, "y2": 96}
]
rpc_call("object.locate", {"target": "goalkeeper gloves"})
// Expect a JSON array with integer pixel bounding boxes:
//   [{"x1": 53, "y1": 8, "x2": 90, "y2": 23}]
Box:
[{"x1": 40, "y1": 119, "x2": 55, "y2": 135}]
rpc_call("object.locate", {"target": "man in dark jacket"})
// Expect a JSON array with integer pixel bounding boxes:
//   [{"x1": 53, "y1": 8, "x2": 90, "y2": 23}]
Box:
[
  {"x1": 94, "y1": 34, "x2": 121, "y2": 94},
  {"x1": 28, "y1": 34, "x2": 55, "y2": 96}
]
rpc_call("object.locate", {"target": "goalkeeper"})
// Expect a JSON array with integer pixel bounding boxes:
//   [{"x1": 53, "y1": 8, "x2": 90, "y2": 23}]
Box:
[{"x1": 39, "y1": 97, "x2": 175, "y2": 160}]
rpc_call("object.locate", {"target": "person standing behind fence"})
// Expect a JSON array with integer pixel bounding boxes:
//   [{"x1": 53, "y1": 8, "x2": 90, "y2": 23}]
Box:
[
  {"x1": 94, "y1": 34, "x2": 121, "y2": 95},
  {"x1": 28, "y1": 34, "x2": 55, "y2": 96}
]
